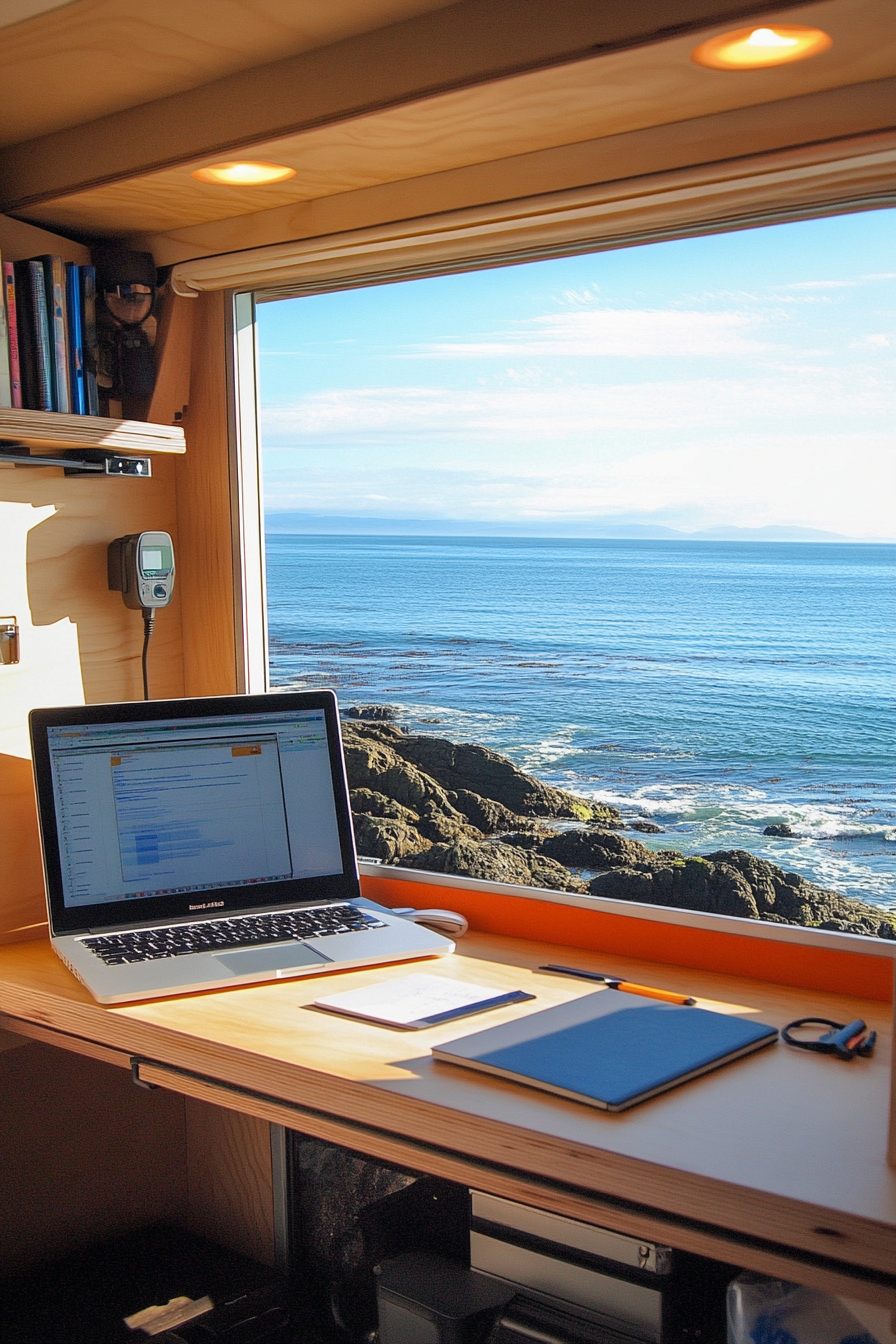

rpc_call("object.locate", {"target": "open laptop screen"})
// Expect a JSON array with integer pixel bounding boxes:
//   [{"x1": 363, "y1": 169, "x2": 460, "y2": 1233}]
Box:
[{"x1": 31, "y1": 691, "x2": 361, "y2": 935}]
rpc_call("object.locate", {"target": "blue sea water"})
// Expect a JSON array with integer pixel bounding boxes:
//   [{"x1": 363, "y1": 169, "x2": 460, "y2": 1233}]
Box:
[{"x1": 266, "y1": 536, "x2": 895, "y2": 913}]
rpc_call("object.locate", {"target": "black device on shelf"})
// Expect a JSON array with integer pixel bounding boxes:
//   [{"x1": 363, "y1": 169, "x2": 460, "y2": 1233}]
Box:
[
  {"x1": 0, "y1": 1223, "x2": 290, "y2": 1344},
  {"x1": 488, "y1": 1293, "x2": 645, "y2": 1344},
  {"x1": 375, "y1": 1246, "x2": 734, "y2": 1344},
  {"x1": 287, "y1": 1135, "x2": 470, "y2": 1343},
  {"x1": 286, "y1": 1136, "x2": 734, "y2": 1344},
  {"x1": 376, "y1": 1252, "x2": 514, "y2": 1344},
  {"x1": 469, "y1": 1192, "x2": 734, "y2": 1344}
]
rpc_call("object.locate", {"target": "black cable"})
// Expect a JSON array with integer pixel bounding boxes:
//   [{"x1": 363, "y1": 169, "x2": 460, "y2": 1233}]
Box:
[
  {"x1": 781, "y1": 1016, "x2": 875, "y2": 1059},
  {"x1": 141, "y1": 608, "x2": 155, "y2": 700}
]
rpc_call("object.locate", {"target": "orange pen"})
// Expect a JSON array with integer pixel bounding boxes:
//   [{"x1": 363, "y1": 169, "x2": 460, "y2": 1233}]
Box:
[{"x1": 538, "y1": 965, "x2": 696, "y2": 1006}]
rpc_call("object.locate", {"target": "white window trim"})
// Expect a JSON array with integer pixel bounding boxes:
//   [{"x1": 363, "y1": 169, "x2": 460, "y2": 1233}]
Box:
[{"x1": 227, "y1": 290, "x2": 269, "y2": 694}]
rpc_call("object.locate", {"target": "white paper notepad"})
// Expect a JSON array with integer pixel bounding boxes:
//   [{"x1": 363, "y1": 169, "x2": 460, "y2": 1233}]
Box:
[{"x1": 313, "y1": 973, "x2": 535, "y2": 1029}]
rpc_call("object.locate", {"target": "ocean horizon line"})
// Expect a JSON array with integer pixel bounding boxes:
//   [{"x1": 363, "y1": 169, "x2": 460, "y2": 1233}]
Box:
[{"x1": 264, "y1": 513, "x2": 893, "y2": 543}]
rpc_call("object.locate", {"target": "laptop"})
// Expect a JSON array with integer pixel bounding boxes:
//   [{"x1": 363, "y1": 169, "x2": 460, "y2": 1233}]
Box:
[{"x1": 29, "y1": 690, "x2": 454, "y2": 1004}]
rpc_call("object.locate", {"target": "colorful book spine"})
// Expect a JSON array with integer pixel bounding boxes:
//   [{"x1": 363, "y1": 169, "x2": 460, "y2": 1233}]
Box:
[
  {"x1": 38, "y1": 254, "x2": 70, "y2": 413},
  {"x1": 0, "y1": 251, "x2": 11, "y2": 409},
  {"x1": 26, "y1": 259, "x2": 53, "y2": 411},
  {"x1": 0, "y1": 257, "x2": 111, "y2": 420},
  {"x1": 79, "y1": 265, "x2": 100, "y2": 416},
  {"x1": 13, "y1": 262, "x2": 35, "y2": 408},
  {"x1": 4, "y1": 263, "x2": 23, "y2": 408},
  {"x1": 65, "y1": 263, "x2": 86, "y2": 415}
]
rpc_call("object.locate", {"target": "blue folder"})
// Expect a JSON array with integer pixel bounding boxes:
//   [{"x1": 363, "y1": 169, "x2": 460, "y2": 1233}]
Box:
[{"x1": 433, "y1": 990, "x2": 777, "y2": 1111}]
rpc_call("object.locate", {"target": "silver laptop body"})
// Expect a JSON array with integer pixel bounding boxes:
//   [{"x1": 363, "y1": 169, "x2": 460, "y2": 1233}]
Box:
[{"x1": 30, "y1": 690, "x2": 452, "y2": 1004}]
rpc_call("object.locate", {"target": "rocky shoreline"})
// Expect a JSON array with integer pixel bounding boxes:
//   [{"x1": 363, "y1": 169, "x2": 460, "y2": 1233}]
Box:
[{"x1": 342, "y1": 710, "x2": 895, "y2": 940}]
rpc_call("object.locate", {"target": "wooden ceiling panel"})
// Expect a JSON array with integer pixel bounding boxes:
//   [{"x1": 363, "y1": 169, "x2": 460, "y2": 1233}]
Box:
[
  {"x1": 19, "y1": 0, "x2": 896, "y2": 237},
  {"x1": 5, "y1": 1, "x2": 814, "y2": 211},
  {"x1": 0, "y1": 0, "x2": 457, "y2": 147},
  {"x1": 133, "y1": 79, "x2": 896, "y2": 267}
]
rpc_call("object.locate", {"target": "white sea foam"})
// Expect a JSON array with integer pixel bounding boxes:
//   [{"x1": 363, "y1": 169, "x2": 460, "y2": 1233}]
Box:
[
  {"x1": 535, "y1": 772, "x2": 896, "y2": 908},
  {"x1": 394, "y1": 703, "x2": 520, "y2": 738}
]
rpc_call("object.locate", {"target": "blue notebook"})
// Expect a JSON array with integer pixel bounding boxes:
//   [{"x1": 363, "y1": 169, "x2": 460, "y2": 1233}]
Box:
[{"x1": 433, "y1": 990, "x2": 777, "y2": 1111}]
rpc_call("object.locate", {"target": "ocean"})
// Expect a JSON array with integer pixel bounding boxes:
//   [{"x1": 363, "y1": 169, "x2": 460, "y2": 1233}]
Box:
[{"x1": 265, "y1": 535, "x2": 895, "y2": 913}]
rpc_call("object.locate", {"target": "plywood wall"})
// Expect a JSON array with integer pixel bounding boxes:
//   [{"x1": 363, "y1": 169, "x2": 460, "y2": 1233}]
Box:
[
  {"x1": 182, "y1": 1097, "x2": 276, "y2": 1266},
  {"x1": 0, "y1": 1039, "x2": 276, "y2": 1274},
  {"x1": 0, "y1": 1042, "x2": 188, "y2": 1275},
  {"x1": 0, "y1": 220, "x2": 238, "y2": 944},
  {"x1": 0, "y1": 462, "x2": 186, "y2": 940}
]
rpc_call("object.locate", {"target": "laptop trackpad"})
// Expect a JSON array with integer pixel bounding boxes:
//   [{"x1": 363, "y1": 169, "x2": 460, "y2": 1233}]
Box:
[{"x1": 214, "y1": 943, "x2": 331, "y2": 976}]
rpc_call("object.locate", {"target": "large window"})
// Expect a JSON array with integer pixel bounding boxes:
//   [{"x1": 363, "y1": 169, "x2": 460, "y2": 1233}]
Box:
[{"x1": 256, "y1": 208, "x2": 895, "y2": 939}]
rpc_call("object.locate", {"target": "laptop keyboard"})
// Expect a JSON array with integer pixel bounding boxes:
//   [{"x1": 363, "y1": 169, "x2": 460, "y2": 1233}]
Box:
[{"x1": 81, "y1": 905, "x2": 387, "y2": 966}]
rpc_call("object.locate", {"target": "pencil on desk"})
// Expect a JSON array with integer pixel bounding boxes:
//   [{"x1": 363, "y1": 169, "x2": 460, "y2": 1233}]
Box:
[{"x1": 538, "y1": 964, "x2": 696, "y2": 1005}]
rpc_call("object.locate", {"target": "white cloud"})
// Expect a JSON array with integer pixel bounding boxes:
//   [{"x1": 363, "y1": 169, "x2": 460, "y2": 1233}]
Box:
[
  {"x1": 526, "y1": 433, "x2": 896, "y2": 536},
  {"x1": 850, "y1": 334, "x2": 891, "y2": 349},
  {"x1": 262, "y1": 430, "x2": 896, "y2": 537},
  {"x1": 414, "y1": 307, "x2": 769, "y2": 360},
  {"x1": 261, "y1": 369, "x2": 896, "y2": 445},
  {"x1": 778, "y1": 272, "x2": 896, "y2": 290}
]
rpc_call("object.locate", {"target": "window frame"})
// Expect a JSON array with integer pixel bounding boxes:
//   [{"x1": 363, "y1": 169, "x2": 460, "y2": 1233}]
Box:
[{"x1": 221, "y1": 144, "x2": 896, "y2": 966}]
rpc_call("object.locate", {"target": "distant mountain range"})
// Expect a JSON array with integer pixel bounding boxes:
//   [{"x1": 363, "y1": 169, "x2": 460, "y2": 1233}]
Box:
[{"x1": 264, "y1": 513, "x2": 874, "y2": 542}]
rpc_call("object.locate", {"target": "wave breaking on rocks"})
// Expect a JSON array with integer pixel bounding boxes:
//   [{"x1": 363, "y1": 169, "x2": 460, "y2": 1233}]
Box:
[{"x1": 342, "y1": 715, "x2": 894, "y2": 940}]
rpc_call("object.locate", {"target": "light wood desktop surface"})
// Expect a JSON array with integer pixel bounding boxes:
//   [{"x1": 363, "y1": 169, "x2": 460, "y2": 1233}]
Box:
[{"x1": 1, "y1": 932, "x2": 894, "y2": 1304}]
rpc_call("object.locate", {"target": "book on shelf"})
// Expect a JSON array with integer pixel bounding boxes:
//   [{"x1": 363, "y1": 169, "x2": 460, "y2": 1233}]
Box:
[
  {"x1": 65, "y1": 262, "x2": 86, "y2": 415},
  {"x1": 0, "y1": 257, "x2": 104, "y2": 418},
  {"x1": 79, "y1": 264, "x2": 100, "y2": 416},
  {"x1": 0, "y1": 253, "x2": 11, "y2": 409},
  {"x1": 14, "y1": 259, "x2": 54, "y2": 411},
  {"x1": 36, "y1": 254, "x2": 70, "y2": 412},
  {"x1": 3, "y1": 262, "x2": 23, "y2": 408}
]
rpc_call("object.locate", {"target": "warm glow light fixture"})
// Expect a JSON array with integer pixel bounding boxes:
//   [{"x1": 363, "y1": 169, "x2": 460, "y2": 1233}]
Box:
[
  {"x1": 191, "y1": 161, "x2": 296, "y2": 185},
  {"x1": 691, "y1": 25, "x2": 832, "y2": 70}
]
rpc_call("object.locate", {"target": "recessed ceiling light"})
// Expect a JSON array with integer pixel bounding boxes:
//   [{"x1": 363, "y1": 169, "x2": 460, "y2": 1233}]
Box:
[
  {"x1": 191, "y1": 162, "x2": 297, "y2": 186},
  {"x1": 691, "y1": 25, "x2": 832, "y2": 70}
]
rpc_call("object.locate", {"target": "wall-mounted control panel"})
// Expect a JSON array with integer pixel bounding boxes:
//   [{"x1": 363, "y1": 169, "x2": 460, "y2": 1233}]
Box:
[{"x1": 108, "y1": 532, "x2": 175, "y2": 610}]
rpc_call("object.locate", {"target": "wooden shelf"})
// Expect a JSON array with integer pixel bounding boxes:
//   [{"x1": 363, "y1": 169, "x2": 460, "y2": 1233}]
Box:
[{"x1": 0, "y1": 408, "x2": 185, "y2": 455}]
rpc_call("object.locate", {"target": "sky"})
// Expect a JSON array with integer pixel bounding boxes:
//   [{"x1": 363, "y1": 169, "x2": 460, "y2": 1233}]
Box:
[{"x1": 257, "y1": 208, "x2": 896, "y2": 538}]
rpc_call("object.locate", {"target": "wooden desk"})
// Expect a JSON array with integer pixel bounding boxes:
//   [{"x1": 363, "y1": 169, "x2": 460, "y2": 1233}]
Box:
[{"x1": 2, "y1": 932, "x2": 895, "y2": 1312}]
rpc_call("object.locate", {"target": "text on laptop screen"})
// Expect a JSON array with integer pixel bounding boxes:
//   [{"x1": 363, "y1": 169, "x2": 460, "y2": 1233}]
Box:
[{"x1": 46, "y1": 710, "x2": 344, "y2": 907}]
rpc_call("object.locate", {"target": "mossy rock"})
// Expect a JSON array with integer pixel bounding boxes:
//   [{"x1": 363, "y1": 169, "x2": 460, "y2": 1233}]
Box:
[
  {"x1": 353, "y1": 814, "x2": 430, "y2": 864},
  {"x1": 350, "y1": 788, "x2": 419, "y2": 824},
  {"x1": 347, "y1": 723, "x2": 620, "y2": 825},
  {"x1": 403, "y1": 838, "x2": 587, "y2": 893}
]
